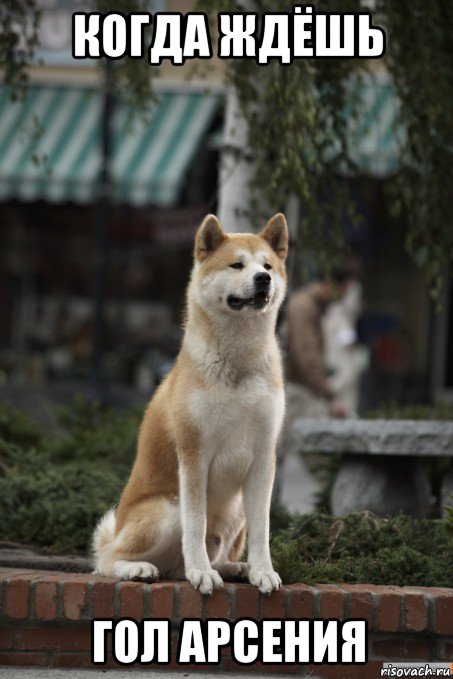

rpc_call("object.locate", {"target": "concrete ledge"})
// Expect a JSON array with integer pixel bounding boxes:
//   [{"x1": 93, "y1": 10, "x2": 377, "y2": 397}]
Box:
[
  {"x1": 0, "y1": 568, "x2": 452, "y2": 676},
  {"x1": 291, "y1": 419, "x2": 453, "y2": 456},
  {"x1": 0, "y1": 549, "x2": 91, "y2": 574}
]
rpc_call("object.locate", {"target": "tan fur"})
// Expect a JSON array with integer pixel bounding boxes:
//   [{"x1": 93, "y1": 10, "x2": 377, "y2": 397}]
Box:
[
  {"x1": 228, "y1": 525, "x2": 247, "y2": 562},
  {"x1": 93, "y1": 213, "x2": 289, "y2": 594}
]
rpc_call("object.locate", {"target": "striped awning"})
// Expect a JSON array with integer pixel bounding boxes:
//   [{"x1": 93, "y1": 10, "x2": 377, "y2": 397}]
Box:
[
  {"x1": 345, "y1": 72, "x2": 404, "y2": 177},
  {"x1": 0, "y1": 85, "x2": 220, "y2": 206}
]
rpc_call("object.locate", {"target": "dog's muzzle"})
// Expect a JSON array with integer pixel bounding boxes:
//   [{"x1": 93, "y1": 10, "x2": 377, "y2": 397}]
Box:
[
  {"x1": 254, "y1": 272, "x2": 271, "y2": 289},
  {"x1": 227, "y1": 273, "x2": 272, "y2": 310}
]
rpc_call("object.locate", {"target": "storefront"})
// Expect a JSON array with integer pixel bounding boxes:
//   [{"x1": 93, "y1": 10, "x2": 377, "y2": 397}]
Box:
[{"x1": 0, "y1": 83, "x2": 222, "y2": 388}]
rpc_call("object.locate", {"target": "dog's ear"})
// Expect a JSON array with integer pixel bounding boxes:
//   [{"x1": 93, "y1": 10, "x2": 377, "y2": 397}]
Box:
[
  {"x1": 259, "y1": 213, "x2": 289, "y2": 260},
  {"x1": 195, "y1": 214, "x2": 226, "y2": 261}
]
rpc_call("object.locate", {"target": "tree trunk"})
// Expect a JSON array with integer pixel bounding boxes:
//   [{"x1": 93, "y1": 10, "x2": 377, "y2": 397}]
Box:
[{"x1": 217, "y1": 85, "x2": 255, "y2": 233}]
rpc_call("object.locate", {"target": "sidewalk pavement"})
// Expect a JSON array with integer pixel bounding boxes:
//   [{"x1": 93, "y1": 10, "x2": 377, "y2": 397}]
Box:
[{"x1": 0, "y1": 669, "x2": 313, "y2": 678}]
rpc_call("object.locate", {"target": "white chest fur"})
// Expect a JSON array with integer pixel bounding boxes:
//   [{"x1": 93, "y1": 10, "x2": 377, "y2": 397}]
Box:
[
  {"x1": 183, "y1": 303, "x2": 285, "y2": 507},
  {"x1": 187, "y1": 375, "x2": 285, "y2": 506}
]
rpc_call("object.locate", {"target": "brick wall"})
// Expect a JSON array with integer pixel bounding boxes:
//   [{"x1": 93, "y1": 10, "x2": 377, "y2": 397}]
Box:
[{"x1": 0, "y1": 568, "x2": 452, "y2": 677}]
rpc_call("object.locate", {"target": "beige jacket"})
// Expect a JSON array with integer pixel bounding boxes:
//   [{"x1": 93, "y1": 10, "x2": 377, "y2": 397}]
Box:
[{"x1": 285, "y1": 285, "x2": 333, "y2": 400}]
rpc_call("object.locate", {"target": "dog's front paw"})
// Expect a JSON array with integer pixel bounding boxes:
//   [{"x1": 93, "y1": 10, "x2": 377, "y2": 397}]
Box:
[
  {"x1": 113, "y1": 560, "x2": 159, "y2": 582},
  {"x1": 217, "y1": 561, "x2": 249, "y2": 581},
  {"x1": 186, "y1": 568, "x2": 223, "y2": 595},
  {"x1": 248, "y1": 567, "x2": 282, "y2": 594}
]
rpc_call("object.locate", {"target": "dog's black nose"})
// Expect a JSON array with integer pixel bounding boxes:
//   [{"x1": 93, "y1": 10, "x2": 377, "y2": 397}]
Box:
[{"x1": 254, "y1": 272, "x2": 271, "y2": 288}]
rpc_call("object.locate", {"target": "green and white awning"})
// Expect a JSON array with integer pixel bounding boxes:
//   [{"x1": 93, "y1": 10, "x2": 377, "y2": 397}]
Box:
[
  {"x1": 0, "y1": 75, "x2": 402, "y2": 206},
  {"x1": 0, "y1": 85, "x2": 220, "y2": 206},
  {"x1": 345, "y1": 72, "x2": 404, "y2": 177}
]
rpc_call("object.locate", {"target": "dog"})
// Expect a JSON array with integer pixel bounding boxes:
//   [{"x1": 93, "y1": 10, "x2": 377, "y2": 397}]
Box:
[{"x1": 93, "y1": 212, "x2": 288, "y2": 595}]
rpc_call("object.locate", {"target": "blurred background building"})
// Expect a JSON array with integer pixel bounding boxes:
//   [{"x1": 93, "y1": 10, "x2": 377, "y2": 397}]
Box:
[{"x1": 0, "y1": 0, "x2": 451, "y2": 413}]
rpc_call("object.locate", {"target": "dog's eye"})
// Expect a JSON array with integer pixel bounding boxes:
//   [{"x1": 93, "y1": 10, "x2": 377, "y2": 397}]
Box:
[
  {"x1": 230, "y1": 262, "x2": 244, "y2": 270},
  {"x1": 264, "y1": 263, "x2": 272, "y2": 271}
]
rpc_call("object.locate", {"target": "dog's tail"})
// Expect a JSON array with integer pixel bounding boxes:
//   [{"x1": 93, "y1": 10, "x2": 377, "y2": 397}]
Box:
[{"x1": 91, "y1": 508, "x2": 116, "y2": 574}]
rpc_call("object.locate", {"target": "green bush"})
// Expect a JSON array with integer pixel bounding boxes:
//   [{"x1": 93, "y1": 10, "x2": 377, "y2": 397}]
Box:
[
  {"x1": 49, "y1": 396, "x2": 139, "y2": 464},
  {"x1": 0, "y1": 401, "x2": 452, "y2": 587},
  {"x1": 0, "y1": 443, "x2": 125, "y2": 552},
  {"x1": 367, "y1": 400, "x2": 453, "y2": 421},
  {"x1": 0, "y1": 402, "x2": 43, "y2": 448},
  {"x1": 0, "y1": 399, "x2": 140, "y2": 552},
  {"x1": 270, "y1": 511, "x2": 453, "y2": 587}
]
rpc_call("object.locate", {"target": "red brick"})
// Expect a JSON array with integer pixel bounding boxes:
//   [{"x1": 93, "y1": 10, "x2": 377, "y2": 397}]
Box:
[
  {"x1": 435, "y1": 594, "x2": 453, "y2": 635},
  {"x1": 149, "y1": 582, "x2": 174, "y2": 618},
  {"x1": 0, "y1": 652, "x2": 49, "y2": 667},
  {"x1": 376, "y1": 592, "x2": 401, "y2": 632},
  {"x1": 91, "y1": 578, "x2": 119, "y2": 618},
  {"x1": 206, "y1": 587, "x2": 231, "y2": 619},
  {"x1": 52, "y1": 652, "x2": 97, "y2": 669},
  {"x1": 63, "y1": 581, "x2": 88, "y2": 621},
  {"x1": 17, "y1": 626, "x2": 91, "y2": 651},
  {"x1": 170, "y1": 633, "x2": 179, "y2": 654},
  {"x1": 261, "y1": 587, "x2": 286, "y2": 618},
  {"x1": 118, "y1": 581, "x2": 145, "y2": 619},
  {"x1": 0, "y1": 627, "x2": 14, "y2": 649},
  {"x1": 363, "y1": 661, "x2": 391, "y2": 679},
  {"x1": 372, "y1": 636, "x2": 430, "y2": 662},
  {"x1": 5, "y1": 576, "x2": 33, "y2": 618},
  {"x1": 179, "y1": 582, "x2": 202, "y2": 618},
  {"x1": 437, "y1": 638, "x2": 453, "y2": 660},
  {"x1": 318, "y1": 585, "x2": 344, "y2": 619},
  {"x1": 287, "y1": 584, "x2": 315, "y2": 618},
  {"x1": 372, "y1": 637, "x2": 406, "y2": 659},
  {"x1": 34, "y1": 581, "x2": 57, "y2": 621},
  {"x1": 339, "y1": 585, "x2": 373, "y2": 623},
  {"x1": 2, "y1": 573, "x2": 452, "y2": 675},
  {"x1": 234, "y1": 583, "x2": 259, "y2": 619},
  {"x1": 403, "y1": 592, "x2": 428, "y2": 632},
  {"x1": 404, "y1": 639, "x2": 430, "y2": 659}
]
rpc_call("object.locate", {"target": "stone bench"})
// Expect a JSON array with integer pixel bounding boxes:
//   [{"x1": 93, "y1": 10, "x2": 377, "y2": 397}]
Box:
[{"x1": 291, "y1": 419, "x2": 453, "y2": 517}]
